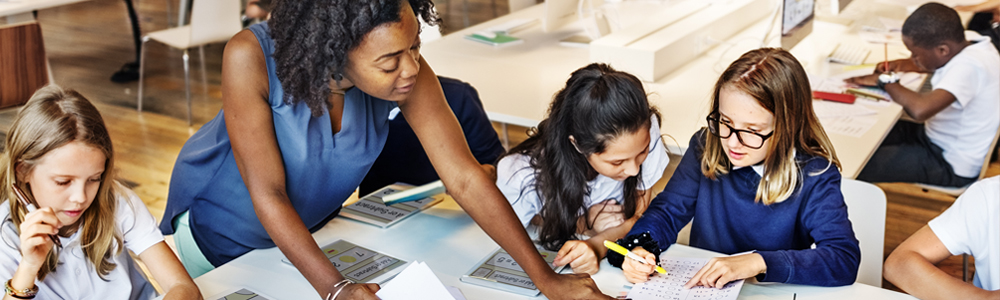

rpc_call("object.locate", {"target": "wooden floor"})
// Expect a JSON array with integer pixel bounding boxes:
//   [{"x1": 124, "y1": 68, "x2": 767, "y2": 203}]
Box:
[{"x1": 7, "y1": 0, "x2": 995, "y2": 295}]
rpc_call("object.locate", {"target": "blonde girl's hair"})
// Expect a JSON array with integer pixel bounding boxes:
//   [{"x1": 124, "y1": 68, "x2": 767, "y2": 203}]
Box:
[
  {"x1": 0, "y1": 85, "x2": 123, "y2": 280},
  {"x1": 701, "y1": 48, "x2": 840, "y2": 205}
]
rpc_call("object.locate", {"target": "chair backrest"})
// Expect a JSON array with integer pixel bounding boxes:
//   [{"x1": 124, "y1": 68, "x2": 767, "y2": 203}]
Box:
[
  {"x1": 189, "y1": 0, "x2": 243, "y2": 46},
  {"x1": 841, "y1": 179, "x2": 886, "y2": 287},
  {"x1": 978, "y1": 126, "x2": 1000, "y2": 179}
]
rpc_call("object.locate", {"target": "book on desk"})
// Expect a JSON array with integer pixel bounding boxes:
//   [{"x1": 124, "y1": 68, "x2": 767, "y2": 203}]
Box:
[
  {"x1": 460, "y1": 246, "x2": 566, "y2": 296},
  {"x1": 339, "y1": 183, "x2": 442, "y2": 228}
]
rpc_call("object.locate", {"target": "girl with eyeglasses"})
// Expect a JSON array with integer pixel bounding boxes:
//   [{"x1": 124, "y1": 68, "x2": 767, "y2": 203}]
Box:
[
  {"x1": 496, "y1": 63, "x2": 670, "y2": 275},
  {"x1": 611, "y1": 48, "x2": 860, "y2": 288}
]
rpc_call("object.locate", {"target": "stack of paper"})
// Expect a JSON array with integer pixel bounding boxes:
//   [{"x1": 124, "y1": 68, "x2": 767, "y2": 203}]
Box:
[{"x1": 376, "y1": 261, "x2": 466, "y2": 300}]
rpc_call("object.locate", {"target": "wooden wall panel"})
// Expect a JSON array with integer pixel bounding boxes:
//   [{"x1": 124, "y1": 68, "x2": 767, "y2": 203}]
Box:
[{"x1": 0, "y1": 22, "x2": 48, "y2": 108}]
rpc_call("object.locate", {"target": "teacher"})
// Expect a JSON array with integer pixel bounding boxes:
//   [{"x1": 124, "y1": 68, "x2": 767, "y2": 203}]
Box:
[{"x1": 158, "y1": 0, "x2": 610, "y2": 299}]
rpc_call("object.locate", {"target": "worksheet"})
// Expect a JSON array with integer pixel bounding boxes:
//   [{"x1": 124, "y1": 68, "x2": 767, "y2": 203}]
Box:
[
  {"x1": 627, "y1": 257, "x2": 744, "y2": 300},
  {"x1": 280, "y1": 239, "x2": 407, "y2": 284},
  {"x1": 209, "y1": 288, "x2": 275, "y2": 300}
]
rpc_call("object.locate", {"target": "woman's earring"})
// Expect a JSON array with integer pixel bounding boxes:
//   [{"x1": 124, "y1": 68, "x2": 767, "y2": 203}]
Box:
[{"x1": 332, "y1": 73, "x2": 343, "y2": 81}]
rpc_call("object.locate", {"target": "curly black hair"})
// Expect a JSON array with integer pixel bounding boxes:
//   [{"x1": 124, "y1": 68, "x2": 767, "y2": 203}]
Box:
[
  {"x1": 902, "y1": 3, "x2": 965, "y2": 49},
  {"x1": 269, "y1": 0, "x2": 440, "y2": 116}
]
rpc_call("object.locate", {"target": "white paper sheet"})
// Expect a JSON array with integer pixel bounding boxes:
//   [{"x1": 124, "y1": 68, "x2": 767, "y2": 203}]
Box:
[
  {"x1": 376, "y1": 261, "x2": 457, "y2": 300},
  {"x1": 818, "y1": 115, "x2": 879, "y2": 138},
  {"x1": 813, "y1": 100, "x2": 877, "y2": 118},
  {"x1": 626, "y1": 257, "x2": 744, "y2": 300}
]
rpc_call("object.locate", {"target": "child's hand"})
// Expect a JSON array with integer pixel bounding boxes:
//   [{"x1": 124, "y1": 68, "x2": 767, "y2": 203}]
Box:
[
  {"x1": 18, "y1": 208, "x2": 61, "y2": 270},
  {"x1": 587, "y1": 200, "x2": 624, "y2": 233},
  {"x1": 554, "y1": 240, "x2": 601, "y2": 275},
  {"x1": 685, "y1": 253, "x2": 766, "y2": 289},
  {"x1": 844, "y1": 74, "x2": 879, "y2": 87},
  {"x1": 622, "y1": 247, "x2": 656, "y2": 284}
]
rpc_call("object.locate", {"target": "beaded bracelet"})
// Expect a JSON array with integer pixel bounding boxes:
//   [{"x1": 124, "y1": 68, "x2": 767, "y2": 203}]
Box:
[
  {"x1": 4, "y1": 279, "x2": 37, "y2": 299},
  {"x1": 326, "y1": 279, "x2": 353, "y2": 300}
]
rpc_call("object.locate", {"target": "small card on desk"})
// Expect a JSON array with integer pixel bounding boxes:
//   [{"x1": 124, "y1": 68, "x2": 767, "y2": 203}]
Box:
[
  {"x1": 464, "y1": 31, "x2": 523, "y2": 47},
  {"x1": 280, "y1": 239, "x2": 407, "y2": 284},
  {"x1": 460, "y1": 246, "x2": 565, "y2": 296},
  {"x1": 208, "y1": 287, "x2": 276, "y2": 300},
  {"x1": 339, "y1": 183, "x2": 442, "y2": 228}
]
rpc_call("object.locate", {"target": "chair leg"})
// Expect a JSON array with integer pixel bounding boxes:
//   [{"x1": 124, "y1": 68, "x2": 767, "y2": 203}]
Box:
[
  {"x1": 462, "y1": 0, "x2": 470, "y2": 28},
  {"x1": 963, "y1": 254, "x2": 969, "y2": 282},
  {"x1": 183, "y1": 49, "x2": 192, "y2": 126},
  {"x1": 137, "y1": 37, "x2": 149, "y2": 112},
  {"x1": 199, "y1": 45, "x2": 207, "y2": 96}
]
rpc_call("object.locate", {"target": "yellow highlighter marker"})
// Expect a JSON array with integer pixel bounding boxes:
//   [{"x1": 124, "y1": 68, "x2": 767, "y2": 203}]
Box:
[{"x1": 604, "y1": 240, "x2": 666, "y2": 274}]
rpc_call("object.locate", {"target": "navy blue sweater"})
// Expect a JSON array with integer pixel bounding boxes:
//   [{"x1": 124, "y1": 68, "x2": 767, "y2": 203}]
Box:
[{"x1": 627, "y1": 131, "x2": 860, "y2": 286}]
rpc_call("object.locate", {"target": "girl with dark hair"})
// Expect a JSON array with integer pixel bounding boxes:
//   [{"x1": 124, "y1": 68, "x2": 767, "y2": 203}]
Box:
[
  {"x1": 497, "y1": 63, "x2": 669, "y2": 275},
  {"x1": 159, "y1": 0, "x2": 609, "y2": 299},
  {"x1": 616, "y1": 48, "x2": 860, "y2": 288}
]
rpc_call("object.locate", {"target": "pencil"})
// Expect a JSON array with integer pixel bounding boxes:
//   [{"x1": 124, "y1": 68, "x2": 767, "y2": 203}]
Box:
[
  {"x1": 12, "y1": 185, "x2": 63, "y2": 249},
  {"x1": 883, "y1": 43, "x2": 888, "y2": 72}
]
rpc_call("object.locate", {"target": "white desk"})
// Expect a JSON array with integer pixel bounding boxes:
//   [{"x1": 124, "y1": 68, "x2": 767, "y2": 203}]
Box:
[
  {"x1": 186, "y1": 196, "x2": 916, "y2": 300},
  {"x1": 420, "y1": 1, "x2": 916, "y2": 179},
  {"x1": 0, "y1": 0, "x2": 88, "y2": 23}
]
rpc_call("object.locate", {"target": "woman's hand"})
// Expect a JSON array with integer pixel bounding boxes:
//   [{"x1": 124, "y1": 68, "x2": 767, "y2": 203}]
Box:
[
  {"x1": 537, "y1": 273, "x2": 614, "y2": 300},
  {"x1": 18, "y1": 208, "x2": 60, "y2": 270},
  {"x1": 622, "y1": 247, "x2": 657, "y2": 284},
  {"x1": 684, "y1": 253, "x2": 766, "y2": 289},
  {"x1": 554, "y1": 240, "x2": 601, "y2": 275},
  {"x1": 334, "y1": 283, "x2": 380, "y2": 300},
  {"x1": 586, "y1": 200, "x2": 625, "y2": 234}
]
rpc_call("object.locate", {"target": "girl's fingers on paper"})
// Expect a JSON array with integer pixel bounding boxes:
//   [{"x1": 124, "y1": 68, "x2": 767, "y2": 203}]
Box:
[
  {"x1": 554, "y1": 241, "x2": 581, "y2": 266},
  {"x1": 566, "y1": 242, "x2": 599, "y2": 275},
  {"x1": 623, "y1": 259, "x2": 653, "y2": 284},
  {"x1": 685, "y1": 258, "x2": 716, "y2": 288}
]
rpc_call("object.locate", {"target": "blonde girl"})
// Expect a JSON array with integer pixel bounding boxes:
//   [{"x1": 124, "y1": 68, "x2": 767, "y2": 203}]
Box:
[
  {"x1": 614, "y1": 48, "x2": 860, "y2": 288},
  {"x1": 0, "y1": 86, "x2": 199, "y2": 299}
]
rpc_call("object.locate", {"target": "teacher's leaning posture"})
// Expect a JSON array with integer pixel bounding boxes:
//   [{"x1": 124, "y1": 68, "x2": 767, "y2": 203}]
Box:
[{"x1": 158, "y1": 0, "x2": 611, "y2": 299}]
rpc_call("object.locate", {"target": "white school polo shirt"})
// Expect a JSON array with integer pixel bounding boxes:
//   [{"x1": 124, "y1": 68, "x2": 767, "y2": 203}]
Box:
[
  {"x1": 926, "y1": 37, "x2": 1000, "y2": 178},
  {"x1": 497, "y1": 115, "x2": 671, "y2": 227},
  {"x1": 0, "y1": 185, "x2": 164, "y2": 299},
  {"x1": 929, "y1": 176, "x2": 1000, "y2": 291}
]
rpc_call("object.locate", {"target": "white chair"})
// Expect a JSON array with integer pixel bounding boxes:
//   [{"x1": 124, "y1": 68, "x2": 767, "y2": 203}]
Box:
[
  {"x1": 672, "y1": 180, "x2": 884, "y2": 287},
  {"x1": 137, "y1": 0, "x2": 242, "y2": 125},
  {"x1": 841, "y1": 178, "x2": 886, "y2": 287},
  {"x1": 914, "y1": 128, "x2": 1000, "y2": 196}
]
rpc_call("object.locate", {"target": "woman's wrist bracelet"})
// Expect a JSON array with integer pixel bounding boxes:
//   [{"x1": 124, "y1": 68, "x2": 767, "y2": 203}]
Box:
[{"x1": 326, "y1": 279, "x2": 353, "y2": 300}]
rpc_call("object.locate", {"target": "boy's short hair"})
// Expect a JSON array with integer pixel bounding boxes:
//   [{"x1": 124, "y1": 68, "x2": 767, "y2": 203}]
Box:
[{"x1": 902, "y1": 2, "x2": 966, "y2": 49}]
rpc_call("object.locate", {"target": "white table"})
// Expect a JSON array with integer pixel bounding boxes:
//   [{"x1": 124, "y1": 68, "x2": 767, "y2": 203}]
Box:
[
  {"x1": 420, "y1": 1, "x2": 917, "y2": 179},
  {"x1": 0, "y1": 0, "x2": 87, "y2": 23},
  {"x1": 186, "y1": 196, "x2": 916, "y2": 300}
]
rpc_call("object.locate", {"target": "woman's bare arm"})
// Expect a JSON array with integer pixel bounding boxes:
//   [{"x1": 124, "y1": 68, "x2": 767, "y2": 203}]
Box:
[{"x1": 221, "y1": 30, "x2": 359, "y2": 298}]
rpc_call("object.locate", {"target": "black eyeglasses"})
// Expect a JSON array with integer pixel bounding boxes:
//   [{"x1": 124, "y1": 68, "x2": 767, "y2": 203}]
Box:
[{"x1": 706, "y1": 115, "x2": 774, "y2": 149}]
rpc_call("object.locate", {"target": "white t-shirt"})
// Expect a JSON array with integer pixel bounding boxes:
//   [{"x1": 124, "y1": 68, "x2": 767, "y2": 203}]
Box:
[
  {"x1": 928, "y1": 176, "x2": 1000, "y2": 291},
  {"x1": 926, "y1": 37, "x2": 1000, "y2": 178},
  {"x1": 0, "y1": 184, "x2": 164, "y2": 300},
  {"x1": 497, "y1": 115, "x2": 671, "y2": 227}
]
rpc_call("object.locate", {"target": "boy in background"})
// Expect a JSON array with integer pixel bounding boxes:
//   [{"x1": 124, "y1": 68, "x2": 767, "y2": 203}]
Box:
[{"x1": 848, "y1": 3, "x2": 1000, "y2": 187}]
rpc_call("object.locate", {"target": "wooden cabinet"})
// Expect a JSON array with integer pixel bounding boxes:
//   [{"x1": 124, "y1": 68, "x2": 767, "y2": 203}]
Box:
[{"x1": 0, "y1": 21, "x2": 48, "y2": 109}]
